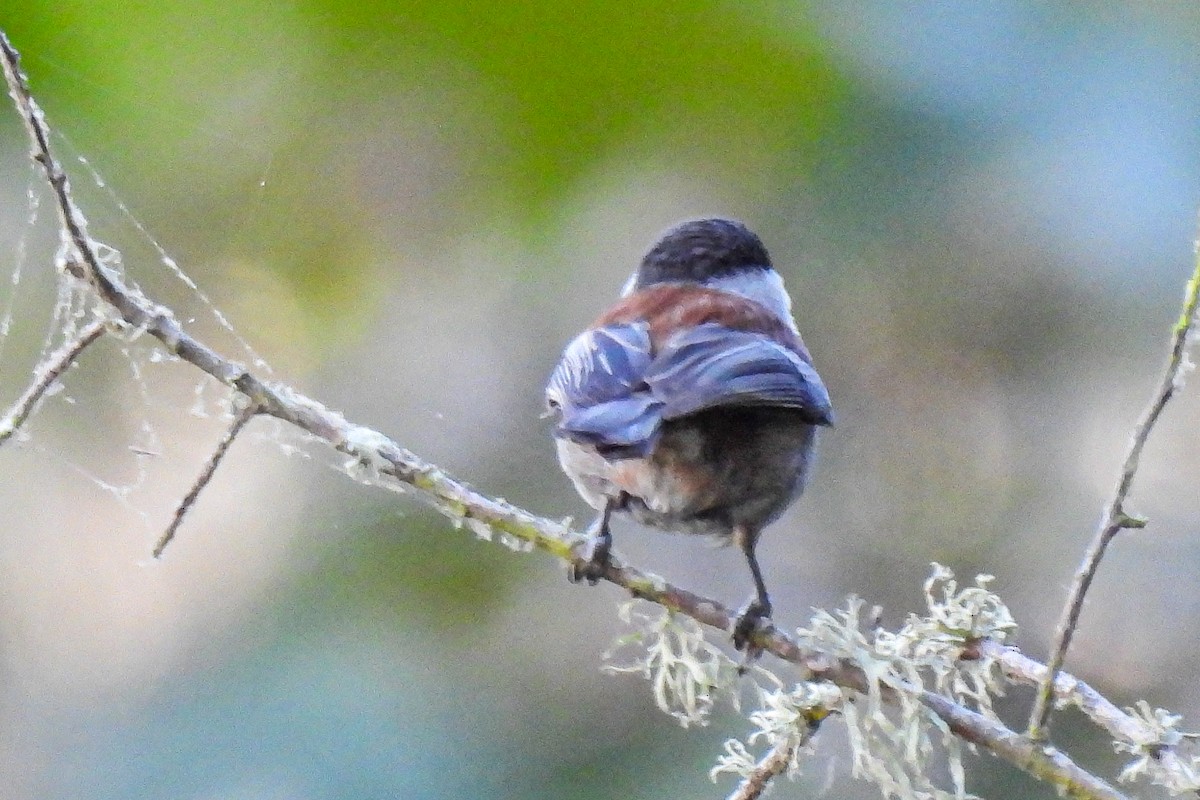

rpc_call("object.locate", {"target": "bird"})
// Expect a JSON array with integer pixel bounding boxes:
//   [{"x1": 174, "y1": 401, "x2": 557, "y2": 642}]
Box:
[{"x1": 545, "y1": 217, "x2": 833, "y2": 653}]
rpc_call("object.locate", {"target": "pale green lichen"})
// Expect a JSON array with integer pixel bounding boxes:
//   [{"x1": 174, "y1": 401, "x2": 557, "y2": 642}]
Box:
[
  {"x1": 796, "y1": 594, "x2": 976, "y2": 800},
  {"x1": 710, "y1": 679, "x2": 844, "y2": 785},
  {"x1": 613, "y1": 564, "x2": 1015, "y2": 800},
  {"x1": 893, "y1": 563, "x2": 1016, "y2": 721},
  {"x1": 465, "y1": 516, "x2": 494, "y2": 542},
  {"x1": 789, "y1": 564, "x2": 1020, "y2": 800},
  {"x1": 610, "y1": 565, "x2": 1200, "y2": 800},
  {"x1": 603, "y1": 602, "x2": 741, "y2": 727},
  {"x1": 1115, "y1": 700, "x2": 1200, "y2": 795},
  {"x1": 711, "y1": 737, "x2": 760, "y2": 780}
]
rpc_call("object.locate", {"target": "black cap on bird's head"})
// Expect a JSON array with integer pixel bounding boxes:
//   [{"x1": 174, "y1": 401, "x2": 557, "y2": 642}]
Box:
[{"x1": 634, "y1": 218, "x2": 773, "y2": 289}]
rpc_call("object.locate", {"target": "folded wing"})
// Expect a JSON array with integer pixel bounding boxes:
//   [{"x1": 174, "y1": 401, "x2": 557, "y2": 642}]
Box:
[
  {"x1": 647, "y1": 323, "x2": 833, "y2": 425},
  {"x1": 546, "y1": 322, "x2": 832, "y2": 459},
  {"x1": 546, "y1": 323, "x2": 662, "y2": 457}
]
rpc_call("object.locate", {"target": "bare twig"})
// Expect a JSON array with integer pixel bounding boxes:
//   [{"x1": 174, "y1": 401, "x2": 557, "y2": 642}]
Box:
[
  {"x1": 152, "y1": 401, "x2": 259, "y2": 558},
  {"x1": 0, "y1": 28, "x2": 1147, "y2": 800},
  {"x1": 0, "y1": 317, "x2": 106, "y2": 445},
  {"x1": 1027, "y1": 245, "x2": 1200, "y2": 741}
]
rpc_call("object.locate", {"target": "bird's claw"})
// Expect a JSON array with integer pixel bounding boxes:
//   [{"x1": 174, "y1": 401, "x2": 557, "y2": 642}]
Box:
[
  {"x1": 567, "y1": 533, "x2": 611, "y2": 586},
  {"x1": 732, "y1": 598, "x2": 772, "y2": 670}
]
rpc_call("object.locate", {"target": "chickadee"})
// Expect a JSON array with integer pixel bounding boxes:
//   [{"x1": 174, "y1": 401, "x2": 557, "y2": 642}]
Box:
[{"x1": 545, "y1": 218, "x2": 833, "y2": 652}]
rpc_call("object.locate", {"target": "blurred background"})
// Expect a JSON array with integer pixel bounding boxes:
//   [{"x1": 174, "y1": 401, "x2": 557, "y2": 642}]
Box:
[{"x1": 1, "y1": 2, "x2": 1199, "y2": 798}]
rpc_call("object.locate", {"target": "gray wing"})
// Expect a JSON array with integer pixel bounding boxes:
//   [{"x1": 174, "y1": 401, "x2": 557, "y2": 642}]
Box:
[
  {"x1": 647, "y1": 323, "x2": 833, "y2": 425},
  {"x1": 546, "y1": 322, "x2": 833, "y2": 459},
  {"x1": 546, "y1": 323, "x2": 663, "y2": 457}
]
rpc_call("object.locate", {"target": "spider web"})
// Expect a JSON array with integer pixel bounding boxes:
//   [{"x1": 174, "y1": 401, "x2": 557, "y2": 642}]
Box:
[{"x1": 0, "y1": 126, "x2": 292, "y2": 545}]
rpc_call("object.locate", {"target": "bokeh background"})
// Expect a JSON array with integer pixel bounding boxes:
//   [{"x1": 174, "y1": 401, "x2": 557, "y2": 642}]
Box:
[{"x1": 2, "y1": 3, "x2": 1200, "y2": 798}]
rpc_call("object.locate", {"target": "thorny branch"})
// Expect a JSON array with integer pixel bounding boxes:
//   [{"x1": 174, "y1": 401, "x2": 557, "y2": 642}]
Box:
[
  {"x1": 1027, "y1": 244, "x2": 1200, "y2": 741},
  {"x1": 2, "y1": 28, "x2": 1193, "y2": 800}
]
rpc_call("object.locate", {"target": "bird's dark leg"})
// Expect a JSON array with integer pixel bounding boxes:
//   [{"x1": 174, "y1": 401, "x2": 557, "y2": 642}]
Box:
[
  {"x1": 731, "y1": 525, "x2": 772, "y2": 658},
  {"x1": 567, "y1": 496, "x2": 618, "y2": 585}
]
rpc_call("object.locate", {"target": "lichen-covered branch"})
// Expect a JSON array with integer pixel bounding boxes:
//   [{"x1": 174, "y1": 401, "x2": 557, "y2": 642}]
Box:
[
  {"x1": 724, "y1": 735, "x2": 804, "y2": 800},
  {"x1": 1028, "y1": 242, "x2": 1200, "y2": 741},
  {"x1": 0, "y1": 27, "x2": 1181, "y2": 800},
  {"x1": 986, "y1": 641, "x2": 1150, "y2": 746}
]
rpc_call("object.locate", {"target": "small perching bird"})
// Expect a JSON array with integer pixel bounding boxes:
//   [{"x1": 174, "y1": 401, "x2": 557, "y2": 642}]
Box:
[{"x1": 546, "y1": 218, "x2": 833, "y2": 653}]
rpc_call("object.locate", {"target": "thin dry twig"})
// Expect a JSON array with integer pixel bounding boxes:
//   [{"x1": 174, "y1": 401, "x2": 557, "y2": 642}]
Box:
[
  {"x1": 0, "y1": 28, "x2": 1151, "y2": 800},
  {"x1": 0, "y1": 317, "x2": 106, "y2": 445},
  {"x1": 152, "y1": 401, "x2": 259, "y2": 558},
  {"x1": 1027, "y1": 244, "x2": 1200, "y2": 741}
]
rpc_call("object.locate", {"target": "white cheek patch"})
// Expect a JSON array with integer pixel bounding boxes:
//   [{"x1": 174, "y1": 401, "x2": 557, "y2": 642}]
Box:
[
  {"x1": 705, "y1": 269, "x2": 798, "y2": 332},
  {"x1": 620, "y1": 271, "x2": 638, "y2": 297}
]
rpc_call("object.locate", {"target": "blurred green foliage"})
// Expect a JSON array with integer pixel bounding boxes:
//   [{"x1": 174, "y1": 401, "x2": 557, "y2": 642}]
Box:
[
  {"x1": 5, "y1": 0, "x2": 843, "y2": 217},
  {"x1": 5, "y1": 0, "x2": 853, "y2": 362}
]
